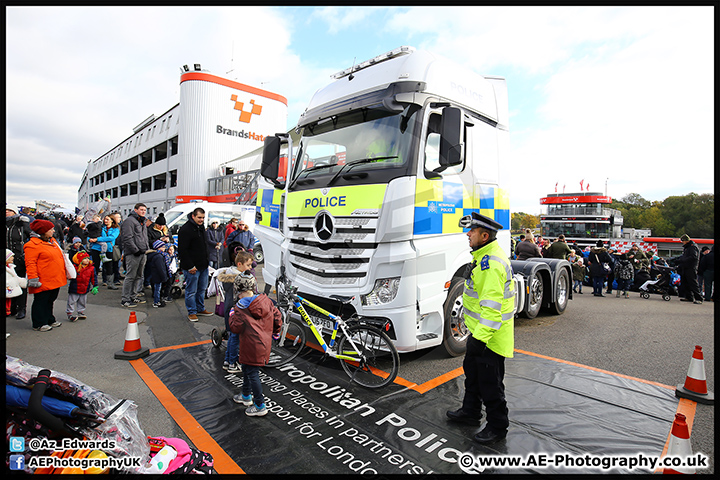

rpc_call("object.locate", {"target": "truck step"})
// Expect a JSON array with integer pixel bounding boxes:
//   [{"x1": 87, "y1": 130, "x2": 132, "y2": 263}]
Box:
[{"x1": 416, "y1": 333, "x2": 438, "y2": 341}]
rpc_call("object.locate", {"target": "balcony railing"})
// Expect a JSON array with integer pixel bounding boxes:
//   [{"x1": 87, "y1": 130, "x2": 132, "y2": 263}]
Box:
[
  {"x1": 544, "y1": 206, "x2": 623, "y2": 219},
  {"x1": 206, "y1": 169, "x2": 260, "y2": 205}
]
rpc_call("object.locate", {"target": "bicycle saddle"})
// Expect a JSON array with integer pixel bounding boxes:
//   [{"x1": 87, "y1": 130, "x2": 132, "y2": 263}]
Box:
[{"x1": 329, "y1": 295, "x2": 354, "y2": 305}]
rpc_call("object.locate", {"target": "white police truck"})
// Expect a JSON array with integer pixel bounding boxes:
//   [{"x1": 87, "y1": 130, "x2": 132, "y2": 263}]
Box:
[{"x1": 255, "y1": 46, "x2": 571, "y2": 356}]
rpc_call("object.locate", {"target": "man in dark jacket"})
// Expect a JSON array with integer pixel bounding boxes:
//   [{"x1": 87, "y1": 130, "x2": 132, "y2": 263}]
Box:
[
  {"x1": 544, "y1": 234, "x2": 573, "y2": 259},
  {"x1": 119, "y1": 203, "x2": 149, "y2": 307},
  {"x1": 206, "y1": 220, "x2": 224, "y2": 269},
  {"x1": 697, "y1": 246, "x2": 714, "y2": 302},
  {"x1": 587, "y1": 240, "x2": 612, "y2": 296},
  {"x1": 177, "y1": 208, "x2": 212, "y2": 321},
  {"x1": 673, "y1": 234, "x2": 703, "y2": 304}
]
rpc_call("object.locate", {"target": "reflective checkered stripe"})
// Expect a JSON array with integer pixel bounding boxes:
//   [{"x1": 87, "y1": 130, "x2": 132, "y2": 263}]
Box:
[
  {"x1": 256, "y1": 188, "x2": 284, "y2": 229},
  {"x1": 413, "y1": 178, "x2": 510, "y2": 235}
]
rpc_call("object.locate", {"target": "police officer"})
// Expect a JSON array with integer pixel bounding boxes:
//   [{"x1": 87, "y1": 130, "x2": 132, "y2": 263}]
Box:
[{"x1": 447, "y1": 212, "x2": 515, "y2": 444}]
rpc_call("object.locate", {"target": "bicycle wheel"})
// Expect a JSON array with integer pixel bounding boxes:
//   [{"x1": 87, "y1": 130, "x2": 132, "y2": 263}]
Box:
[
  {"x1": 338, "y1": 325, "x2": 399, "y2": 388},
  {"x1": 266, "y1": 313, "x2": 307, "y2": 367}
]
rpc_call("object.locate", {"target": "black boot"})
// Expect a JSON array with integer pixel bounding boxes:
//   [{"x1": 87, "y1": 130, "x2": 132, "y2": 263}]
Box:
[
  {"x1": 473, "y1": 426, "x2": 507, "y2": 445},
  {"x1": 446, "y1": 409, "x2": 481, "y2": 426}
]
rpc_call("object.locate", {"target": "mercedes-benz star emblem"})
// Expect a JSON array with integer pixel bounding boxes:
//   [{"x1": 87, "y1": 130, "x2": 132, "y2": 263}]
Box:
[{"x1": 313, "y1": 211, "x2": 334, "y2": 243}]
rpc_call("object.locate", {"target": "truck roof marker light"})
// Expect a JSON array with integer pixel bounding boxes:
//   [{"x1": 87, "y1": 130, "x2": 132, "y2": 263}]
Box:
[{"x1": 331, "y1": 46, "x2": 415, "y2": 80}]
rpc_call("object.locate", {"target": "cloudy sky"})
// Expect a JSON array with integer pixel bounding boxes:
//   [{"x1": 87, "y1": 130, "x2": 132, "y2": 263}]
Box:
[{"x1": 6, "y1": 6, "x2": 714, "y2": 215}]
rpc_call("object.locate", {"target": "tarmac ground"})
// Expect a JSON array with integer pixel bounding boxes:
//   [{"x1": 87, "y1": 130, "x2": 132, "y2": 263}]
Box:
[{"x1": 4, "y1": 269, "x2": 714, "y2": 473}]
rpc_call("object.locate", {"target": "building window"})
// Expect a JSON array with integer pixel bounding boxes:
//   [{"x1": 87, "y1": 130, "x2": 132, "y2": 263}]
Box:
[
  {"x1": 120, "y1": 161, "x2": 129, "y2": 175},
  {"x1": 155, "y1": 142, "x2": 168, "y2": 161},
  {"x1": 141, "y1": 149, "x2": 152, "y2": 167},
  {"x1": 130, "y1": 157, "x2": 139, "y2": 171},
  {"x1": 153, "y1": 174, "x2": 166, "y2": 190},
  {"x1": 129, "y1": 182, "x2": 138, "y2": 195},
  {"x1": 120, "y1": 184, "x2": 128, "y2": 197},
  {"x1": 170, "y1": 136, "x2": 178, "y2": 156},
  {"x1": 140, "y1": 177, "x2": 152, "y2": 193},
  {"x1": 112, "y1": 187, "x2": 118, "y2": 199},
  {"x1": 170, "y1": 170, "x2": 177, "y2": 188}
]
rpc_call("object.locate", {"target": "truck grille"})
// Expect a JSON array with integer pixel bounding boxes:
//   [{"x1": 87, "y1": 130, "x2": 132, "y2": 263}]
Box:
[{"x1": 287, "y1": 215, "x2": 378, "y2": 286}]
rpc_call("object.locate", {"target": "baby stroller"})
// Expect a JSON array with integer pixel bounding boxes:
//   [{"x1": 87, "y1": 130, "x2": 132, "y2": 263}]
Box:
[
  {"x1": 210, "y1": 268, "x2": 231, "y2": 349},
  {"x1": 169, "y1": 270, "x2": 185, "y2": 299},
  {"x1": 210, "y1": 245, "x2": 257, "y2": 349},
  {"x1": 638, "y1": 264, "x2": 678, "y2": 301}
]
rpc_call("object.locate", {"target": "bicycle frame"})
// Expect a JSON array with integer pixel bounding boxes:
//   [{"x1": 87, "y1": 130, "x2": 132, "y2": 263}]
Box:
[{"x1": 284, "y1": 291, "x2": 363, "y2": 363}]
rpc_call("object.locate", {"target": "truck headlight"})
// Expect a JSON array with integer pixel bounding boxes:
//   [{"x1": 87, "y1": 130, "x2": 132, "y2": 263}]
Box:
[{"x1": 361, "y1": 277, "x2": 401, "y2": 306}]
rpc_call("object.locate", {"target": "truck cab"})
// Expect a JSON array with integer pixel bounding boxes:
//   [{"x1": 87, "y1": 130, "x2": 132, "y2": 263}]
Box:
[{"x1": 256, "y1": 46, "x2": 571, "y2": 356}]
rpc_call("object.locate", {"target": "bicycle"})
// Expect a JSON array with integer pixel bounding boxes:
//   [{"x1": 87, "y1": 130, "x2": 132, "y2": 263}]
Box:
[{"x1": 267, "y1": 267, "x2": 400, "y2": 389}]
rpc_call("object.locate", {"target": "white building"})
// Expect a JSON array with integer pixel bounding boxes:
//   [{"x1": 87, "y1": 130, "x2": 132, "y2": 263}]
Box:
[{"x1": 78, "y1": 67, "x2": 287, "y2": 219}]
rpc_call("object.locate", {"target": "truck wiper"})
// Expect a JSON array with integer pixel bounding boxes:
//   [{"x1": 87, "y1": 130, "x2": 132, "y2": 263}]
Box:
[
  {"x1": 288, "y1": 163, "x2": 335, "y2": 190},
  {"x1": 327, "y1": 156, "x2": 398, "y2": 186}
]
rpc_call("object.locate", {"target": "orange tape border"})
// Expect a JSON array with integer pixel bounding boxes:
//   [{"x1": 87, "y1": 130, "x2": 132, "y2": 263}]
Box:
[{"x1": 130, "y1": 350, "x2": 244, "y2": 475}]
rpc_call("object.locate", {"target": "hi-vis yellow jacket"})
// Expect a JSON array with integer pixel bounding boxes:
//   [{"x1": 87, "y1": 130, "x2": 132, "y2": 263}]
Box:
[{"x1": 463, "y1": 239, "x2": 515, "y2": 358}]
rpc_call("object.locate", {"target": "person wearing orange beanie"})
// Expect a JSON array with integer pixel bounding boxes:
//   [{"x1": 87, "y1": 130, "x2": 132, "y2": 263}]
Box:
[{"x1": 23, "y1": 219, "x2": 68, "y2": 331}]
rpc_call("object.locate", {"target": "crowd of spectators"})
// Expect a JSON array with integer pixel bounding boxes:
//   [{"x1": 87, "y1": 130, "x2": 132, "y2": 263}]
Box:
[
  {"x1": 7, "y1": 204, "x2": 260, "y2": 333},
  {"x1": 511, "y1": 230, "x2": 713, "y2": 301}
]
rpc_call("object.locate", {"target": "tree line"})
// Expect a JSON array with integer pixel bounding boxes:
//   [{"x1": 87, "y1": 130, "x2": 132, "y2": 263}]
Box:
[
  {"x1": 511, "y1": 192, "x2": 714, "y2": 239},
  {"x1": 611, "y1": 192, "x2": 714, "y2": 239}
]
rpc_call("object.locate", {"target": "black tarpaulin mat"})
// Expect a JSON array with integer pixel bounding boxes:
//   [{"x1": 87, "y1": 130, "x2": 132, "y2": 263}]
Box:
[{"x1": 142, "y1": 343, "x2": 678, "y2": 474}]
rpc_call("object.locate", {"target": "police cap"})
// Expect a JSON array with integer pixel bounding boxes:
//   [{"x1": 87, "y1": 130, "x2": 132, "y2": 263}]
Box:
[{"x1": 458, "y1": 212, "x2": 503, "y2": 232}]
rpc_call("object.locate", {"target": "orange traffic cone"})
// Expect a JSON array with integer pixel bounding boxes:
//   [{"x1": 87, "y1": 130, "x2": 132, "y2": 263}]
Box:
[
  {"x1": 675, "y1": 345, "x2": 714, "y2": 404},
  {"x1": 115, "y1": 312, "x2": 150, "y2": 360},
  {"x1": 663, "y1": 413, "x2": 695, "y2": 474}
]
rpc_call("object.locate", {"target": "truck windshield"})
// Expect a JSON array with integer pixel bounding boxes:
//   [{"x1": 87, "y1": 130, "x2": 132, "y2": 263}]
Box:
[{"x1": 291, "y1": 108, "x2": 415, "y2": 189}]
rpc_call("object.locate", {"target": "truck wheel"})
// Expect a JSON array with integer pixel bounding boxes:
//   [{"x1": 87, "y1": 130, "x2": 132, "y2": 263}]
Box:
[
  {"x1": 442, "y1": 277, "x2": 469, "y2": 357},
  {"x1": 549, "y1": 268, "x2": 570, "y2": 315},
  {"x1": 522, "y1": 271, "x2": 543, "y2": 319}
]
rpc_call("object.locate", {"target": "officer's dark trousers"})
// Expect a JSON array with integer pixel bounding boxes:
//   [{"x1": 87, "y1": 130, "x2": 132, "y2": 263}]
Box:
[{"x1": 462, "y1": 336, "x2": 509, "y2": 433}]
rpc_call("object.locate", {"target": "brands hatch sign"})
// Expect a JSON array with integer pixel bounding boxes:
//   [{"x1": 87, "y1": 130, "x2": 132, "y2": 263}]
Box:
[{"x1": 216, "y1": 94, "x2": 266, "y2": 142}]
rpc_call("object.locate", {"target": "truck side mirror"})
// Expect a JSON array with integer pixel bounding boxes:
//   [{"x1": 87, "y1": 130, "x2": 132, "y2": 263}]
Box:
[
  {"x1": 437, "y1": 106, "x2": 463, "y2": 171},
  {"x1": 261, "y1": 136, "x2": 284, "y2": 187}
]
